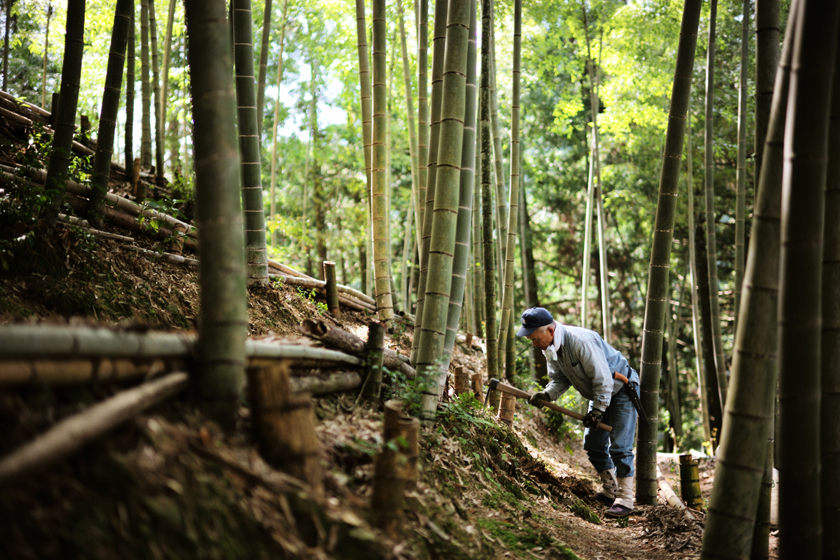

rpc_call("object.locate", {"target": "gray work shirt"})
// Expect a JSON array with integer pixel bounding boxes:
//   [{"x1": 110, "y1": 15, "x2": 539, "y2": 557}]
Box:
[{"x1": 542, "y1": 322, "x2": 632, "y2": 412}]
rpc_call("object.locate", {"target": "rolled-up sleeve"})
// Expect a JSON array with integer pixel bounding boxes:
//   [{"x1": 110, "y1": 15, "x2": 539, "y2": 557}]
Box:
[{"x1": 579, "y1": 340, "x2": 613, "y2": 411}]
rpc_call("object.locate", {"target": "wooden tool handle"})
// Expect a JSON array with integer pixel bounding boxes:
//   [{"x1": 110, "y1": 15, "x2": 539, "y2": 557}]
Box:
[{"x1": 493, "y1": 382, "x2": 613, "y2": 432}]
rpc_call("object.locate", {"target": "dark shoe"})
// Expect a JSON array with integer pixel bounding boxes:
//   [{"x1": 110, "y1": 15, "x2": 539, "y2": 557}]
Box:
[
  {"x1": 594, "y1": 492, "x2": 614, "y2": 506},
  {"x1": 605, "y1": 503, "x2": 633, "y2": 517}
]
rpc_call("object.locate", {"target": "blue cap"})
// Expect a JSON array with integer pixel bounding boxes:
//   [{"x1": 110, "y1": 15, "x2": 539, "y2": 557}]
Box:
[{"x1": 516, "y1": 307, "x2": 554, "y2": 337}]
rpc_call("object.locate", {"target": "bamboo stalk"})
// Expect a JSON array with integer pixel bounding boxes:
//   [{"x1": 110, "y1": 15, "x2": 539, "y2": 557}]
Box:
[
  {"x1": 360, "y1": 321, "x2": 386, "y2": 401},
  {"x1": 324, "y1": 261, "x2": 340, "y2": 317},
  {"x1": 0, "y1": 359, "x2": 179, "y2": 386},
  {"x1": 0, "y1": 372, "x2": 188, "y2": 485}
]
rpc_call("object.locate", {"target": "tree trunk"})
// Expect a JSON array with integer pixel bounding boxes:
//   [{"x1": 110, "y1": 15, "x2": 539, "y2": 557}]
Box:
[
  {"x1": 160, "y1": 0, "x2": 176, "y2": 158},
  {"x1": 635, "y1": 0, "x2": 702, "y2": 506},
  {"x1": 521, "y1": 184, "x2": 546, "y2": 382},
  {"x1": 686, "y1": 103, "x2": 712, "y2": 448},
  {"x1": 184, "y1": 0, "x2": 248, "y2": 427},
  {"x1": 41, "y1": 0, "x2": 85, "y2": 231},
  {"x1": 411, "y1": 0, "x2": 448, "y2": 365},
  {"x1": 666, "y1": 269, "x2": 685, "y2": 442},
  {"x1": 371, "y1": 0, "x2": 394, "y2": 321},
  {"x1": 754, "y1": 0, "x2": 780, "y2": 199},
  {"x1": 734, "y1": 0, "x2": 749, "y2": 331},
  {"x1": 778, "y1": 3, "x2": 839, "y2": 558},
  {"x1": 256, "y1": 0, "x2": 272, "y2": 130},
  {"x1": 416, "y1": 0, "x2": 472, "y2": 422},
  {"x1": 125, "y1": 6, "x2": 135, "y2": 168},
  {"x1": 233, "y1": 0, "x2": 269, "y2": 286},
  {"x1": 489, "y1": 28, "x2": 507, "y2": 286},
  {"x1": 417, "y1": 0, "x2": 429, "y2": 248},
  {"x1": 3, "y1": 0, "x2": 9, "y2": 90},
  {"x1": 268, "y1": 0, "x2": 289, "y2": 246},
  {"x1": 140, "y1": 0, "x2": 151, "y2": 171},
  {"x1": 148, "y1": 0, "x2": 163, "y2": 180},
  {"x1": 87, "y1": 0, "x2": 132, "y2": 229},
  {"x1": 480, "y1": 0, "x2": 497, "y2": 385},
  {"x1": 309, "y1": 55, "x2": 326, "y2": 274},
  {"x1": 41, "y1": 5, "x2": 53, "y2": 109},
  {"x1": 695, "y1": 218, "x2": 724, "y2": 446},
  {"x1": 472, "y1": 139, "x2": 484, "y2": 339},
  {"x1": 582, "y1": 125, "x2": 595, "y2": 329},
  {"x1": 443, "y1": 0, "x2": 477, "y2": 360},
  {"x1": 354, "y1": 0, "x2": 373, "y2": 294},
  {"x1": 497, "y1": 0, "x2": 522, "y2": 376},
  {"x1": 398, "y1": 0, "x2": 420, "y2": 244},
  {"x1": 703, "y1": 0, "x2": 729, "y2": 407},
  {"x1": 821, "y1": 21, "x2": 840, "y2": 560}
]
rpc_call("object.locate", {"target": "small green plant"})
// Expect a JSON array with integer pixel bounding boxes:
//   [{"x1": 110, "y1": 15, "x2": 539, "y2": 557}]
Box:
[{"x1": 438, "y1": 392, "x2": 496, "y2": 429}]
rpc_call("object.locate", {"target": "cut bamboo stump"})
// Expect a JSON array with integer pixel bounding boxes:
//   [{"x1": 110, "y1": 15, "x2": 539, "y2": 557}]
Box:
[
  {"x1": 453, "y1": 366, "x2": 469, "y2": 395},
  {"x1": 488, "y1": 389, "x2": 502, "y2": 415},
  {"x1": 372, "y1": 400, "x2": 411, "y2": 534},
  {"x1": 679, "y1": 454, "x2": 703, "y2": 509},
  {"x1": 498, "y1": 392, "x2": 516, "y2": 426},
  {"x1": 247, "y1": 362, "x2": 324, "y2": 497},
  {"x1": 470, "y1": 372, "x2": 482, "y2": 398},
  {"x1": 360, "y1": 322, "x2": 386, "y2": 402},
  {"x1": 0, "y1": 372, "x2": 188, "y2": 485},
  {"x1": 323, "y1": 261, "x2": 340, "y2": 318},
  {"x1": 380, "y1": 400, "x2": 420, "y2": 489}
]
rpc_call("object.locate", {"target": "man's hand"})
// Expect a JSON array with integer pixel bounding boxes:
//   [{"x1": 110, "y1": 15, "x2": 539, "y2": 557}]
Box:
[
  {"x1": 529, "y1": 391, "x2": 550, "y2": 408},
  {"x1": 583, "y1": 409, "x2": 604, "y2": 429}
]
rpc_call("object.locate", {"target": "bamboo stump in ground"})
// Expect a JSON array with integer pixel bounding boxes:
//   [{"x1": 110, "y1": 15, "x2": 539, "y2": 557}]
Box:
[
  {"x1": 323, "y1": 261, "x2": 340, "y2": 317},
  {"x1": 372, "y1": 400, "x2": 419, "y2": 533},
  {"x1": 498, "y1": 391, "x2": 516, "y2": 425},
  {"x1": 470, "y1": 372, "x2": 482, "y2": 398},
  {"x1": 453, "y1": 366, "x2": 469, "y2": 395},
  {"x1": 247, "y1": 361, "x2": 324, "y2": 497},
  {"x1": 488, "y1": 388, "x2": 502, "y2": 414},
  {"x1": 359, "y1": 321, "x2": 386, "y2": 402},
  {"x1": 679, "y1": 454, "x2": 702, "y2": 509}
]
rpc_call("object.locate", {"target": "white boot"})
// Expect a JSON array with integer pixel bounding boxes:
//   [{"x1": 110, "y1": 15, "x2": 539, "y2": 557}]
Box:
[
  {"x1": 595, "y1": 468, "x2": 617, "y2": 505},
  {"x1": 605, "y1": 476, "x2": 634, "y2": 517}
]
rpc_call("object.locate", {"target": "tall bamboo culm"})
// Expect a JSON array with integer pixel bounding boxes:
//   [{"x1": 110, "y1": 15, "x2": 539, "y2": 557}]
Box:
[
  {"x1": 416, "y1": 0, "x2": 472, "y2": 421},
  {"x1": 268, "y1": 0, "x2": 290, "y2": 246},
  {"x1": 443, "y1": 0, "x2": 478, "y2": 360},
  {"x1": 821, "y1": 19, "x2": 840, "y2": 560},
  {"x1": 232, "y1": 0, "x2": 269, "y2": 286},
  {"x1": 354, "y1": 0, "x2": 373, "y2": 295},
  {"x1": 778, "y1": 3, "x2": 840, "y2": 558},
  {"x1": 125, "y1": 7, "x2": 135, "y2": 168},
  {"x1": 42, "y1": 0, "x2": 85, "y2": 230},
  {"x1": 184, "y1": 0, "x2": 248, "y2": 427},
  {"x1": 635, "y1": 0, "x2": 702, "y2": 505},
  {"x1": 411, "y1": 0, "x2": 448, "y2": 365},
  {"x1": 397, "y1": 0, "x2": 420, "y2": 249},
  {"x1": 686, "y1": 105, "x2": 713, "y2": 448},
  {"x1": 160, "y1": 0, "x2": 177, "y2": 153},
  {"x1": 496, "y1": 0, "x2": 521, "y2": 374},
  {"x1": 148, "y1": 0, "x2": 163, "y2": 180},
  {"x1": 703, "y1": 0, "x2": 729, "y2": 408},
  {"x1": 140, "y1": 0, "x2": 151, "y2": 170},
  {"x1": 751, "y1": 4, "x2": 780, "y2": 552},
  {"x1": 371, "y1": 0, "x2": 394, "y2": 321},
  {"x1": 480, "y1": 0, "x2": 497, "y2": 384},
  {"x1": 88, "y1": 0, "x2": 132, "y2": 229},
  {"x1": 256, "y1": 0, "x2": 272, "y2": 130},
  {"x1": 472, "y1": 139, "x2": 484, "y2": 339},
  {"x1": 417, "y1": 0, "x2": 429, "y2": 249},
  {"x1": 733, "y1": 0, "x2": 749, "y2": 331}
]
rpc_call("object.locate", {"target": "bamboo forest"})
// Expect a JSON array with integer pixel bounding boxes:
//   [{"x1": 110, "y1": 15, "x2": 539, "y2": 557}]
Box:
[{"x1": 6, "y1": 0, "x2": 840, "y2": 557}]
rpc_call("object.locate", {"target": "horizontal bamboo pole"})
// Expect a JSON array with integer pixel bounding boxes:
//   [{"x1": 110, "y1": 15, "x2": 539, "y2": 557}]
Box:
[
  {"x1": 289, "y1": 371, "x2": 362, "y2": 395},
  {"x1": 0, "y1": 372, "x2": 188, "y2": 485},
  {"x1": 0, "y1": 358, "x2": 181, "y2": 385},
  {"x1": 0, "y1": 324, "x2": 360, "y2": 366},
  {"x1": 0, "y1": 88, "x2": 52, "y2": 120},
  {"x1": 268, "y1": 274, "x2": 377, "y2": 313},
  {"x1": 267, "y1": 260, "x2": 377, "y2": 306},
  {"x1": 121, "y1": 244, "x2": 200, "y2": 267},
  {"x1": 59, "y1": 214, "x2": 136, "y2": 243}
]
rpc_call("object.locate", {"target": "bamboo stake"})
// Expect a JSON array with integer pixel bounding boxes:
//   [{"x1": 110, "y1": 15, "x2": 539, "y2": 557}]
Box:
[
  {"x1": 360, "y1": 321, "x2": 386, "y2": 401},
  {"x1": 324, "y1": 261, "x2": 340, "y2": 317},
  {"x1": 0, "y1": 372, "x2": 188, "y2": 485}
]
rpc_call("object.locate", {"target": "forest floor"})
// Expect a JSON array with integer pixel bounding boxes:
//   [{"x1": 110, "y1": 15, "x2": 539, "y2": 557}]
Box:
[{"x1": 0, "y1": 107, "x2": 777, "y2": 558}]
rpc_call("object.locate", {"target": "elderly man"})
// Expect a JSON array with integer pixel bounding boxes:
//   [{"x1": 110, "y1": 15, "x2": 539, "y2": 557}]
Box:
[{"x1": 516, "y1": 307, "x2": 641, "y2": 518}]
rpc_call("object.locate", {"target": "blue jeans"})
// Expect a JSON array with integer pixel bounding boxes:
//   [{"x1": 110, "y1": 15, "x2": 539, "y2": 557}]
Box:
[{"x1": 583, "y1": 369, "x2": 639, "y2": 478}]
